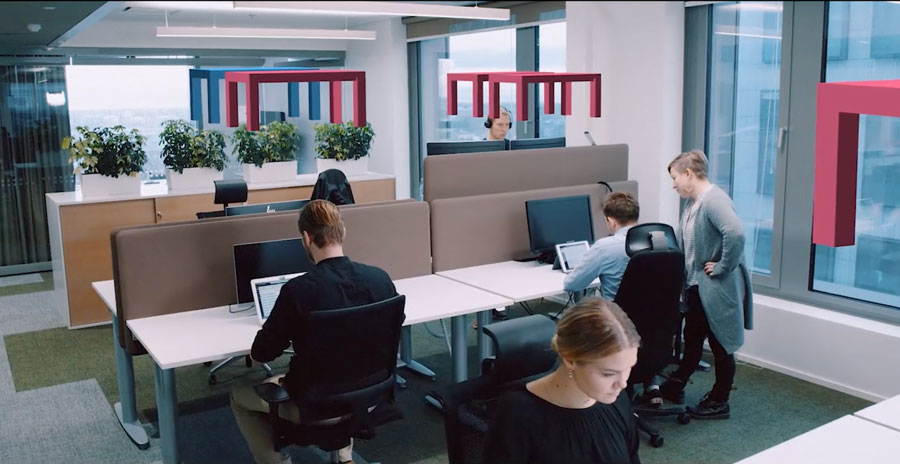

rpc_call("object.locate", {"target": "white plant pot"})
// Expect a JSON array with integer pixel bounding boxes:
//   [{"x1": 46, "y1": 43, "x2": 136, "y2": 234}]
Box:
[
  {"x1": 80, "y1": 173, "x2": 142, "y2": 198},
  {"x1": 242, "y1": 160, "x2": 298, "y2": 184},
  {"x1": 165, "y1": 167, "x2": 223, "y2": 192},
  {"x1": 316, "y1": 157, "x2": 369, "y2": 177}
]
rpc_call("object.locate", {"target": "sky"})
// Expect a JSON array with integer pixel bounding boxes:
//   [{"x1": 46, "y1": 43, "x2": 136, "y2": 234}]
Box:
[{"x1": 65, "y1": 65, "x2": 191, "y2": 111}]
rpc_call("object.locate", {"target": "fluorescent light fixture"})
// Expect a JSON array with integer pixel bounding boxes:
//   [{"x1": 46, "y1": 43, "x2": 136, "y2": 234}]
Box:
[
  {"x1": 156, "y1": 26, "x2": 376, "y2": 40},
  {"x1": 46, "y1": 91, "x2": 66, "y2": 107},
  {"x1": 233, "y1": 1, "x2": 511, "y2": 21},
  {"x1": 126, "y1": 1, "x2": 235, "y2": 11}
]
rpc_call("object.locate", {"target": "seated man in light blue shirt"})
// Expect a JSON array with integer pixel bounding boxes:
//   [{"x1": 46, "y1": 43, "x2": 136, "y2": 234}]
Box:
[{"x1": 563, "y1": 192, "x2": 639, "y2": 300}]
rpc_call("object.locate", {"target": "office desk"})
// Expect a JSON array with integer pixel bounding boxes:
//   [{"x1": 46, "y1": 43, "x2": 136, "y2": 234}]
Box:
[
  {"x1": 106, "y1": 274, "x2": 510, "y2": 464},
  {"x1": 437, "y1": 260, "x2": 598, "y2": 303},
  {"x1": 855, "y1": 393, "x2": 900, "y2": 432},
  {"x1": 734, "y1": 415, "x2": 900, "y2": 464}
]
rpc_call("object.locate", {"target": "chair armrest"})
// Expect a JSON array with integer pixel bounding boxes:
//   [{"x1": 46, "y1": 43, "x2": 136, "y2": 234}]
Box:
[{"x1": 254, "y1": 382, "x2": 291, "y2": 404}]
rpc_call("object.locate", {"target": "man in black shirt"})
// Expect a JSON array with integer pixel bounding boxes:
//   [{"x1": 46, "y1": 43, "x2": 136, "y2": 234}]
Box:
[{"x1": 231, "y1": 199, "x2": 397, "y2": 464}]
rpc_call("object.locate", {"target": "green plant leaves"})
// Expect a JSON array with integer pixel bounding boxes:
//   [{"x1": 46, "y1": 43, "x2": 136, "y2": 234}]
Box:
[
  {"x1": 159, "y1": 119, "x2": 227, "y2": 174},
  {"x1": 313, "y1": 121, "x2": 374, "y2": 161},
  {"x1": 232, "y1": 121, "x2": 300, "y2": 168},
  {"x1": 62, "y1": 125, "x2": 147, "y2": 177}
]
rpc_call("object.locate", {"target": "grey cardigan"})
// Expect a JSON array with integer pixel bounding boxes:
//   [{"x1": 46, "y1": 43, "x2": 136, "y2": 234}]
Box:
[{"x1": 677, "y1": 185, "x2": 753, "y2": 354}]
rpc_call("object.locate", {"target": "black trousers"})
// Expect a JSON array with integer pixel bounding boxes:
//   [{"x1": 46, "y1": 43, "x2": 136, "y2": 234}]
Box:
[{"x1": 672, "y1": 285, "x2": 735, "y2": 402}]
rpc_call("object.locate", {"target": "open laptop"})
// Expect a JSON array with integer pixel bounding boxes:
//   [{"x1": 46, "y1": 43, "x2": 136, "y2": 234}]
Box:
[
  {"x1": 250, "y1": 273, "x2": 304, "y2": 324},
  {"x1": 555, "y1": 241, "x2": 591, "y2": 273}
]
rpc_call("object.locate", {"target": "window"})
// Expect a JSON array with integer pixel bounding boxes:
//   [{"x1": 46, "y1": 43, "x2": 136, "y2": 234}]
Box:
[
  {"x1": 538, "y1": 22, "x2": 567, "y2": 138},
  {"x1": 706, "y1": 1, "x2": 783, "y2": 276},
  {"x1": 66, "y1": 65, "x2": 191, "y2": 181},
  {"x1": 812, "y1": 1, "x2": 900, "y2": 309}
]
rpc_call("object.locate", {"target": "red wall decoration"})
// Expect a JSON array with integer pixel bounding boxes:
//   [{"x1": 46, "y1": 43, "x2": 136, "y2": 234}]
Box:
[{"x1": 814, "y1": 79, "x2": 900, "y2": 247}]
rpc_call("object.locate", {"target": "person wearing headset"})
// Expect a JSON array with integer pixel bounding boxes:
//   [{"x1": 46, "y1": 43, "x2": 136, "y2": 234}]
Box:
[{"x1": 484, "y1": 106, "x2": 512, "y2": 142}]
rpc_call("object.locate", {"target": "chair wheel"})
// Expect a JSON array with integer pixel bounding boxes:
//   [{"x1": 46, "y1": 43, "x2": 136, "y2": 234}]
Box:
[
  {"x1": 678, "y1": 413, "x2": 691, "y2": 425},
  {"x1": 203, "y1": 361, "x2": 212, "y2": 366},
  {"x1": 208, "y1": 375, "x2": 217, "y2": 385},
  {"x1": 650, "y1": 435, "x2": 664, "y2": 448}
]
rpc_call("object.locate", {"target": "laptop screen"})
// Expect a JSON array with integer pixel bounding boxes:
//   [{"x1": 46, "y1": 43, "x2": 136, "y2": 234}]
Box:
[{"x1": 254, "y1": 280, "x2": 289, "y2": 321}]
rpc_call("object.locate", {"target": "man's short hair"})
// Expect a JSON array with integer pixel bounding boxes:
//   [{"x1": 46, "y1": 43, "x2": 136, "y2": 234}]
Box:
[
  {"x1": 602, "y1": 192, "x2": 639, "y2": 223},
  {"x1": 667, "y1": 149, "x2": 709, "y2": 179},
  {"x1": 297, "y1": 199, "x2": 344, "y2": 248}
]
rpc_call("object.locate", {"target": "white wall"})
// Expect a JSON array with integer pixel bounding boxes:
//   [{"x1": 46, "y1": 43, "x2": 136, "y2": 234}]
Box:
[
  {"x1": 344, "y1": 18, "x2": 411, "y2": 199},
  {"x1": 565, "y1": 1, "x2": 684, "y2": 227}
]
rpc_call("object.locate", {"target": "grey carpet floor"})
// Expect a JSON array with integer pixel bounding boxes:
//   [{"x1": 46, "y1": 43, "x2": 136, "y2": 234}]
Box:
[{"x1": 0, "y1": 275, "x2": 876, "y2": 463}]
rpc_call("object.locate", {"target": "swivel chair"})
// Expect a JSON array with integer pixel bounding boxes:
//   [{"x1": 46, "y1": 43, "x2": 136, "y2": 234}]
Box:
[
  {"x1": 196, "y1": 179, "x2": 248, "y2": 219},
  {"x1": 614, "y1": 223, "x2": 690, "y2": 448},
  {"x1": 254, "y1": 294, "x2": 406, "y2": 462},
  {"x1": 439, "y1": 315, "x2": 558, "y2": 464},
  {"x1": 310, "y1": 169, "x2": 355, "y2": 205}
]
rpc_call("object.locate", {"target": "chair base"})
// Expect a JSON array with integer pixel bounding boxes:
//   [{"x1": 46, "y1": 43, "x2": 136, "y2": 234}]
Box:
[
  {"x1": 633, "y1": 403, "x2": 690, "y2": 448},
  {"x1": 208, "y1": 355, "x2": 273, "y2": 384}
]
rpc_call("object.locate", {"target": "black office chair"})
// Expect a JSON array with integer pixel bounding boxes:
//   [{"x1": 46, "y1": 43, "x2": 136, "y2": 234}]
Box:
[
  {"x1": 310, "y1": 169, "x2": 355, "y2": 205},
  {"x1": 439, "y1": 315, "x2": 558, "y2": 464},
  {"x1": 253, "y1": 294, "x2": 406, "y2": 462},
  {"x1": 614, "y1": 222, "x2": 690, "y2": 448},
  {"x1": 196, "y1": 179, "x2": 248, "y2": 219}
]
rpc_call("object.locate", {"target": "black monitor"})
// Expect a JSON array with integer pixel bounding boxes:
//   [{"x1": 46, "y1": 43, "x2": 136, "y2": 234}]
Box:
[
  {"x1": 225, "y1": 199, "x2": 309, "y2": 216},
  {"x1": 233, "y1": 238, "x2": 315, "y2": 304},
  {"x1": 509, "y1": 137, "x2": 566, "y2": 151},
  {"x1": 426, "y1": 139, "x2": 508, "y2": 156},
  {"x1": 525, "y1": 195, "x2": 595, "y2": 260}
]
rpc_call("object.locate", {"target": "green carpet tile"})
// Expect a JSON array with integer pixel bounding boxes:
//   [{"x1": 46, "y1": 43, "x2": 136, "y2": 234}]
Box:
[
  {"x1": 0, "y1": 271, "x2": 54, "y2": 296},
  {"x1": 3, "y1": 299, "x2": 876, "y2": 464}
]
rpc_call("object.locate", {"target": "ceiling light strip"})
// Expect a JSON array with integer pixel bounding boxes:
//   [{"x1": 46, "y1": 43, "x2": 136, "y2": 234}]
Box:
[
  {"x1": 232, "y1": 1, "x2": 511, "y2": 21},
  {"x1": 156, "y1": 26, "x2": 376, "y2": 40}
]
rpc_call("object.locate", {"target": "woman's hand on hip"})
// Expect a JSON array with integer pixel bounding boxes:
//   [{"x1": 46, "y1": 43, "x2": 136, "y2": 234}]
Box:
[{"x1": 704, "y1": 261, "x2": 717, "y2": 276}]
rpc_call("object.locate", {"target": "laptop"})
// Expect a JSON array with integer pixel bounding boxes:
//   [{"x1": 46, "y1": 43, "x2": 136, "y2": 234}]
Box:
[
  {"x1": 555, "y1": 241, "x2": 591, "y2": 273},
  {"x1": 250, "y1": 273, "x2": 304, "y2": 324}
]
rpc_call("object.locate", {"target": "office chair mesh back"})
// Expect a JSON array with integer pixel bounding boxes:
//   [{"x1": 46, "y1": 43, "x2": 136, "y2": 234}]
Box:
[
  {"x1": 293, "y1": 294, "x2": 406, "y2": 421},
  {"x1": 310, "y1": 169, "x2": 355, "y2": 205},
  {"x1": 442, "y1": 315, "x2": 558, "y2": 464}
]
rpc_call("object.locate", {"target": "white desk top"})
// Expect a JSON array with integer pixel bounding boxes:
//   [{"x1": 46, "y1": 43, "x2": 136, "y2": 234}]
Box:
[
  {"x1": 46, "y1": 172, "x2": 394, "y2": 206},
  {"x1": 395, "y1": 274, "x2": 512, "y2": 326},
  {"x1": 734, "y1": 415, "x2": 900, "y2": 464},
  {"x1": 436, "y1": 260, "x2": 598, "y2": 302},
  {"x1": 855, "y1": 393, "x2": 900, "y2": 432},
  {"x1": 92, "y1": 280, "x2": 116, "y2": 316},
  {"x1": 109, "y1": 274, "x2": 510, "y2": 370}
]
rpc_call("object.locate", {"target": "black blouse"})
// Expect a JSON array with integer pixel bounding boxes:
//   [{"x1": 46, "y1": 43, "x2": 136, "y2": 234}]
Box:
[{"x1": 483, "y1": 387, "x2": 641, "y2": 464}]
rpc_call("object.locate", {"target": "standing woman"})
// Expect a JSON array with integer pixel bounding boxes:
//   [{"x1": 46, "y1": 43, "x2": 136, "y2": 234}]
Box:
[
  {"x1": 484, "y1": 298, "x2": 642, "y2": 464},
  {"x1": 660, "y1": 150, "x2": 753, "y2": 419}
]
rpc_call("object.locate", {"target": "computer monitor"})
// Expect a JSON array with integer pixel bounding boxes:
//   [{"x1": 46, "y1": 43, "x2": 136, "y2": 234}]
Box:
[
  {"x1": 525, "y1": 195, "x2": 595, "y2": 259},
  {"x1": 426, "y1": 139, "x2": 508, "y2": 156},
  {"x1": 509, "y1": 137, "x2": 566, "y2": 151},
  {"x1": 233, "y1": 238, "x2": 315, "y2": 304},
  {"x1": 225, "y1": 199, "x2": 309, "y2": 216}
]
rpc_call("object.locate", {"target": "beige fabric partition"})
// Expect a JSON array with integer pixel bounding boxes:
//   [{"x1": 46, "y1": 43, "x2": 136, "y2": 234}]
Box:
[
  {"x1": 111, "y1": 200, "x2": 430, "y2": 354},
  {"x1": 430, "y1": 181, "x2": 638, "y2": 272},
  {"x1": 423, "y1": 144, "x2": 628, "y2": 202}
]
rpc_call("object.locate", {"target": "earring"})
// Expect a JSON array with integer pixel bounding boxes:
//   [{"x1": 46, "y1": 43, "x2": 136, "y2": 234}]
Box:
[{"x1": 568, "y1": 369, "x2": 574, "y2": 380}]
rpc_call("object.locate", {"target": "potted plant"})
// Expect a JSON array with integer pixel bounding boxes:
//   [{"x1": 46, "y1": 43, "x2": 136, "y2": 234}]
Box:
[
  {"x1": 233, "y1": 121, "x2": 300, "y2": 184},
  {"x1": 62, "y1": 125, "x2": 146, "y2": 197},
  {"x1": 314, "y1": 121, "x2": 374, "y2": 177},
  {"x1": 159, "y1": 119, "x2": 227, "y2": 191}
]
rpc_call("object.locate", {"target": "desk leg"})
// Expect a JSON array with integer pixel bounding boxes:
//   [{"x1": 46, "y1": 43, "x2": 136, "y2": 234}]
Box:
[
  {"x1": 450, "y1": 315, "x2": 467, "y2": 383},
  {"x1": 476, "y1": 310, "x2": 493, "y2": 362},
  {"x1": 398, "y1": 326, "x2": 437, "y2": 380},
  {"x1": 153, "y1": 364, "x2": 179, "y2": 464},
  {"x1": 111, "y1": 314, "x2": 149, "y2": 450}
]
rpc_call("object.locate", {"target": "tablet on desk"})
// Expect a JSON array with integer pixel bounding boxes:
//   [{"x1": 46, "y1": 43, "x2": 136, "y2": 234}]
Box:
[
  {"x1": 250, "y1": 273, "x2": 304, "y2": 324},
  {"x1": 555, "y1": 241, "x2": 590, "y2": 273}
]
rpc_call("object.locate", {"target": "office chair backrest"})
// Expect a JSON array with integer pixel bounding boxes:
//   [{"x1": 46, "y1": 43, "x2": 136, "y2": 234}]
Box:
[
  {"x1": 481, "y1": 315, "x2": 558, "y2": 386},
  {"x1": 293, "y1": 294, "x2": 406, "y2": 421},
  {"x1": 311, "y1": 169, "x2": 355, "y2": 205},
  {"x1": 615, "y1": 223, "x2": 684, "y2": 385}
]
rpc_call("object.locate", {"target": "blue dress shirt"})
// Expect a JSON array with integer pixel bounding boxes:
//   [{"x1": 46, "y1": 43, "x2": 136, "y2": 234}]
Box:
[{"x1": 563, "y1": 226, "x2": 632, "y2": 300}]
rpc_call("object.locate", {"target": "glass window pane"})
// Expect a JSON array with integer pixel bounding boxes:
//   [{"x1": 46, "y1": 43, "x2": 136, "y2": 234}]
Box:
[
  {"x1": 707, "y1": 1, "x2": 783, "y2": 276},
  {"x1": 65, "y1": 65, "x2": 191, "y2": 181},
  {"x1": 538, "y1": 22, "x2": 566, "y2": 138},
  {"x1": 812, "y1": 1, "x2": 900, "y2": 309}
]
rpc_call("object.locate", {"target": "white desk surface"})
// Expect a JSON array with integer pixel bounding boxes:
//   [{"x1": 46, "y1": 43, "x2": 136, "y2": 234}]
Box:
[
  {"x1": 119, "y1": 274, "x2": 511, "y2": 370},
  {"x1": 734, "y1": 415, "x2": 900, "y2": 464},
  {"x1": 92, "y1": 280, "x2": 116, "y2": 316},
  {"x1": 436, "y1": 260, "x2": 597, "y2": 302},
  {"x1": 855, "y1": 393, "x2": 900, "y2": 432},
  {"x1": 394, "y1": 274, "x2": 512, "y2": 326}
]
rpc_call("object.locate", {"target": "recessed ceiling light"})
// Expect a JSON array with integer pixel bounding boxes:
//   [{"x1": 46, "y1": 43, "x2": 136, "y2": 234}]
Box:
[
  {"x1": 156, "y1": 26, "x2": 377, "y2": 40},
  {"x1": 43, "y1": 6, "x2": 56, "y2": 10}
]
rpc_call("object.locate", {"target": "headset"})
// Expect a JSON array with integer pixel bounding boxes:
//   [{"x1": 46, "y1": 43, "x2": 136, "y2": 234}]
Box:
[{"x1": 484, "y1": 106, "x2": 513, "y2": 129}]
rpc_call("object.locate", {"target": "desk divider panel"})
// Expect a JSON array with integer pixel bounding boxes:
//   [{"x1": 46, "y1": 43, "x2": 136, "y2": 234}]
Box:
[
  {"x1": 423, "y1": 144, "x2": 628, "y2": 202},
  {"x1": 111, "y1": 200, "x2": 430, "y2": 354},
  {"x1": 430, "y1": 181, "x2": 638, "y2": 272}
]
